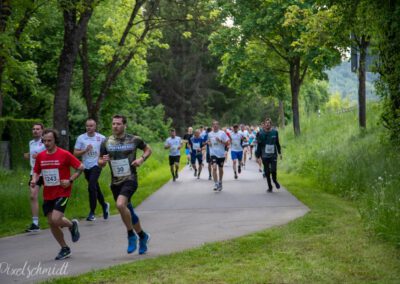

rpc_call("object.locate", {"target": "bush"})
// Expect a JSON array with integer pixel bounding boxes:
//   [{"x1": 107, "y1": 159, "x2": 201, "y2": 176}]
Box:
[
  {"x1": 1, "y1": 118, "x2": 43, "y2": 169},
  {"x1": 281, "y1": 103, "x2": 400, "y2": 246}
]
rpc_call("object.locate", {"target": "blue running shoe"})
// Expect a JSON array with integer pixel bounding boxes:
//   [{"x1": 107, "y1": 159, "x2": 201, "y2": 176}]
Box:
[
  {"x1": 103, "y1": 202, "x2": 110, "y2": 220},
  {"x1": 127, "y1": 234, "x2": 138, "y2": 254},
  {"x1": 139, "y1": 233, "x2": 151, "y2": 255}
]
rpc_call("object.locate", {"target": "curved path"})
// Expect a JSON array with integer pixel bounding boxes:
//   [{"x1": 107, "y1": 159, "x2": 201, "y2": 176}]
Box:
[{"x1": 0, "y1": 159, "x2": 308, "y2": 283}]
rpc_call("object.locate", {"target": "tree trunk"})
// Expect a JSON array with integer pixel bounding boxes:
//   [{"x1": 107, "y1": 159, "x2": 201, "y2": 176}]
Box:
[
  {"x1": 0, "y1": 0, "x2": 12, "y2": 117},
  {"x1": 358, "y1": 35, "x2": 369, "y2": 129},
  {"x1": 53, "y1": 7, "x2": 93, "y2": 149},
  {"x1": 289, "y1": 58, "x2": 301, "y2": 136},
  {"x1": 278, "y1": 99, "x2": 285, "y2": 129}
]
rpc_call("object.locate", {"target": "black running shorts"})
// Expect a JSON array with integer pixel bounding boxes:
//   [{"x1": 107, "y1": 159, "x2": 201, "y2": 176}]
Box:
[
  {"x1": 43, "y1": 197, "x2": 69, "y2": 216},
  {"x1": 169, "y1": 155, "x2": 180, "y2": 166},
  {"x1": 110, "y1": 179, "x2": 138, "y2": 201},
  {"x1": 210, "y1": 155, "x2": 225, "y2": 167}
]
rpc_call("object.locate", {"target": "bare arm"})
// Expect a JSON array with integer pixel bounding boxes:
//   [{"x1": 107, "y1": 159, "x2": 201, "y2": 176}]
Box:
[{"x1": 132, "y1": 145, "x2": 152, "y2": 167}]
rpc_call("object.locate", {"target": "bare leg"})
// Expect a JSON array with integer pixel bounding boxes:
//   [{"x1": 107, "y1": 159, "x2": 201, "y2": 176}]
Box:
[
  {"x1": 29, "y1": 185, "x2": 40, "y2": 220},
  {"x1": 116, "y1": 195, "x2": 133, "y2": 231},
  {"x1": 48, "y1": 210, "x2": 73, "y2": 248},
  {"x1": 218, "y1": 166, "x2": 224, "y2": 182}
]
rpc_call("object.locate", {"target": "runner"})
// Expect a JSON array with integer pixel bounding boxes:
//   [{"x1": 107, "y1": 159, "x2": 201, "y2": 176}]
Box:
[
  {"x1": 99, "y1": 114, "x2": 151, "y2": 255},
  {"x1": 255, "y1": 118, "x2": 282, "y2": 192},
  {"x1": 229, "y1": 124, "x2": 244, "y2": 179},
  {"x1": 207, "y1": 121, "x2": 230, "y2": 191},
  {"x1": 24, "y1": 123, "x2": 46, "y2": 232},
  {"x1": 254, "y1": 125, "x2": 263, "y2": 174},
  {"x1": 248, "y1": 127, "x2": 256, "y2": 160},
  {"x1": 188, "y1": 129, "x2": 206, "y2": 179},
  {"x1": 164, "y1": 129, "x2": 182, "y2": 182},
  {"x1": 239, "y1": 125, "x2": 250, "y2": 168},
  {"x1": 222, "y1": 127, "x2": 231, "y2": 165},
  {"x1": 31, "y1": 129, "x2": 84, "y2": 260},
  {"x1": 74, "y1": 118, "x2": 110, "y2": 221},
  {"x1": 204, "y1": 127, "x2": 212, "y2": 180},
  {"x1": 183, "y1": 127, "x2": 193, "y2": 169}
]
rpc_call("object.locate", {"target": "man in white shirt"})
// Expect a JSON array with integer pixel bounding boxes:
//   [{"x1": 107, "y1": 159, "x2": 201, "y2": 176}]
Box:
[
  {"x1": 74, "y1": 119, "x2": 109, "y2": 221},
  {"x1": 239, "y1": 124, "x2": 250, "y2": 168},
  {"x1": 164, "y1": 129, "x2": 182, "y2": 182},
  {"x1": 230, "y1": 124, "x2": 244, "y2": 180},
  {"x1": 24, "y1": 123, "x2": 46, "y2": 232},
  {"x1": 207, "y1": 121, "x2": 230, "y2": 191}
]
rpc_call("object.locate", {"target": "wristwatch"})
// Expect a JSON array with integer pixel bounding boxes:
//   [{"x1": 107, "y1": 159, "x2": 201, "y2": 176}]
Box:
[{"x1": 69, "y1": 178, "x2": 74, "y2": 183}]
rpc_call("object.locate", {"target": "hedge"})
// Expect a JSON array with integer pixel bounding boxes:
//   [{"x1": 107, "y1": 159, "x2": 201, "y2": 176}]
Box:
[{"x1": 1, "y1": 118, "x2": 42, "y2": 169}]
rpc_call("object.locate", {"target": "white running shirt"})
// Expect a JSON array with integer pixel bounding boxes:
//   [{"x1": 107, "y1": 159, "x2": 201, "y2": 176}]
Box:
[
  {"x1": 29, "y1": 139, "x2": 46, "y2": 175},
  {"x1": 230, "y1": 132, "x2": 244, "y2": 152},
  {"x1": 74, "y1": 132, "x2": 105, "y2": 169},
  {"x1": 165, "y1": 136, "x2": 182, "y2": 156},
  {"x1": 208, "y1": 130, "x2": 229, "y2": 158}
]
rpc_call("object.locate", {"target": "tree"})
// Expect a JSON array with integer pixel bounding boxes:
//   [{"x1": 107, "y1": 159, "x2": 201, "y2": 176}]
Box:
[
  {"x1": 53, "y1": 0, "x2": 97, "y2": 148},
  {"x1": 213, "y1": 0, "x2": 341, "y2": 136}
]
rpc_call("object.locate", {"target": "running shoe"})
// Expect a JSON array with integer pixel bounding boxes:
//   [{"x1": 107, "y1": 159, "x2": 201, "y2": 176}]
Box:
[
  {"x1": 259, "y1": 169, "x2": 262, "y2": 173},
  {"x1": 103, "y1": 202, "x2": 110, "y2": 220},
  {"x1": 267, "y1": 188, "x2": 273, "y2": 193},
  {"x1": 274, "y1": 181, "x2": 281, "y2": 189},
  {"x1": 127, "y1": 234, "x2": 138, "y2": 254},
  {"x1": 86, "y1": 213, "x2": 96, "y2": 221},
  {"x1": 25, "y1": 223, "x2": 40, "y2": 232},
  {"x1": 55, "y1": 246, "x2": 71, "y2": 260},
  {"x1": 139, "y1": 232, "x2": 151, "y2": 255},
  {"x1": 70, "y1": 219, "x2": 80, "y2": 242},
  {"x1": 218, "y1": 183, "x2": 223, "y2": 191},
  {"x1": 213, "y1": 184, "x2": 218, "y2": 191},
  {"x1": 234, "y1": 173, "x2": 238, "y2": 179}
]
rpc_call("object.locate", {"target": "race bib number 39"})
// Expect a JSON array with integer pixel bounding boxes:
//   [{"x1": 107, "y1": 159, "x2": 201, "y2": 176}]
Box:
[
  {"x1": 42, "y1": 169, "x2": 60, "y2": 186},
  {"x1": 265, "y1": 144, "x2": 275, "y2": 154},
  {"x1": 111, "y1": 159, "x2": 131, "y2": 177}
]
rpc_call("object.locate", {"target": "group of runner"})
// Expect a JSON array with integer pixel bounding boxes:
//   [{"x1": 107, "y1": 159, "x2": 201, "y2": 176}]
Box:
[
  {"x1": 25, "y1": 115, "x2": 151, "y2": 260},
  {"x1": 164, "y1": 118, "x2": 282, "y2": 192},
  {"x1": 24, "y1": 116, "x2": 281, "y2": 261}
]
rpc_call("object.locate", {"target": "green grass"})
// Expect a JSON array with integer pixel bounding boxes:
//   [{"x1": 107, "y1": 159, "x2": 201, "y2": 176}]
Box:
[
  {"x1": 280, "y1": 103, "x2": 400, "y2": 246},
  {"x1": 0, "y1": 143, "x2": 186, "y2": 237},
  {"x1": 47, "y1": 173, "x2": 400, "y2": 283}
]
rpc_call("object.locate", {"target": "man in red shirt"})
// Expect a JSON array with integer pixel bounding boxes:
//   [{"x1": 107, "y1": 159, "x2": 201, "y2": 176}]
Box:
[{"x1": 31, "y1": 129, "x2": 84, "y2": 260}]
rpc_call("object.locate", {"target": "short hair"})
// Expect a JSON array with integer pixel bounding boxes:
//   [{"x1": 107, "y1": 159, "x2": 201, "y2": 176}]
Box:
[
  {"x1": 86, "y1": 118, "x2": 97, "y2": 124},
  {"x1": 233, "y1": 124, "x2": 239, "y2": 128},
  {"x1": 112, "y1": 114, "x2": 127, "y2": 124},
  {"x1": 42, "y1": 128, "x2": 60, "y2": 144},
  {"x1": 212, "y1": 120, "x2": 219, "y2": 125},
  {"x1": 206, "y1": 127, "x2": 212, "y2": 132},
  {"x1": 33, "y1": 123, "x2": 44, "y2": 129},
  {"x1": 170, "y1": 128, "x2": 176, "y2": 132},
  {"x1": 265, "y1": 118, "x2": 272, "y2": 123}
]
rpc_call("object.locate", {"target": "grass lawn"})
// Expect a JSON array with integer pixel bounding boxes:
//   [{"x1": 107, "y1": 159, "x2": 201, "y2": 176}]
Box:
[
  {"x1": 47, "y1": 172, "x2": 400, "y2": 283},
  {"x1": 0, "y1": 143, "x2": 187, "y2": 237}
]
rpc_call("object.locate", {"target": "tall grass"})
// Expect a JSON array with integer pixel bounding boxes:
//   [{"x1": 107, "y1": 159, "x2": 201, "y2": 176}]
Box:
[
  {"x1": 0, "y1": 143, "x2": 186, "y2": 237},
  {"x1": 281, "y1": 103, "x2": 400, "y2": 246}
]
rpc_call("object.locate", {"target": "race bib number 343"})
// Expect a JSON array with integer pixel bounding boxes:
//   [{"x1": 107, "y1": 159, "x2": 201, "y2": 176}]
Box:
[
  {"x1": 111, "y1": 159, "x2": 131, "y2": 177},
  {"x1": 42, "y1": 169, "x2": 60, "y2": 186}
]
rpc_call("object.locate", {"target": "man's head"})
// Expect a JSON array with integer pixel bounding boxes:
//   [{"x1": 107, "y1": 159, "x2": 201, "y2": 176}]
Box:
[
  {"x1": 212, "y1": 120, "x2": 219, "y2": 132},
  {"x1": 86, "y1": 118, "x2": 97, "y2": 135},
  {"x1": 32, "y1": 123, "x2": 44, "y2": 139},
  {"x1": 42, "y1": 129, "x2": 59, "y2": 151},
  {"x1": 264, "y1": 118, "x2": 272, "y2": 130},
  {"x1": 194, "y1": 129, "x2": 201, "y2": 138},
  {"x1": 233, "y1": 124, "x2": 239, "y2": 133},
  {"x1": 240, "y1": 124, "x2": 245, "y2": 131},
  {"x1": 188, "y1": 127, "x2": 193, "y2": 134},
  {"x1": 170, "y1": 128, "x2": 176, "y2": 138},
  {"x1": 112, "y1": 114, "x2": 127, "y2": 136}
]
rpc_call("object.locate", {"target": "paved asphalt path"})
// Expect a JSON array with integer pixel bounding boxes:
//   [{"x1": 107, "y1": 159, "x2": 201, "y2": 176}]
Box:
[{"x1": 0, "y1": 158, "x2": 309, "y2": 283}]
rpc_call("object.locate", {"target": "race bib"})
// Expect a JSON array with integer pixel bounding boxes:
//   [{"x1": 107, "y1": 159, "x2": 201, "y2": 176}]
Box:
[
  {"x1": 193, "y1": 143, "x2": 200, "y2": 150},
  {"x1": 111, "y1": 159, "x2": 131, "y2": 177},
  {"x1": 171, "y1": 144, "x2": 178, "y2": 152},
  {"x1": 265, "y1": 144, "x2": 275, "y2": 154},
  {"x1": 210, "y1": 138, "x2": 218, "y2": 147},
  {"x1": 233, "y1": 141, "x2": 240, "y2": 148},
  {"x1": 87, "y1": 150, "x2": 97, "y2": 157},
  {"x1": 42, "y1": 169, "x2": 60, "y2": 186}
]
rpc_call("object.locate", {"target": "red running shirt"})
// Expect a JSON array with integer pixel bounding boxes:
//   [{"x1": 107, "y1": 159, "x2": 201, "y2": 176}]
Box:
[{"x1": 34, "y1": 147, "x2": 82, "y2": 200}]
